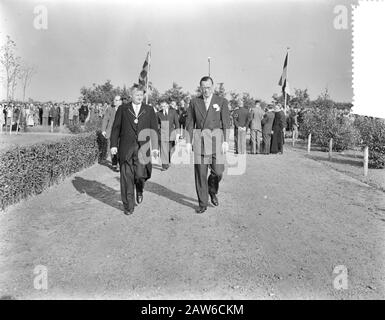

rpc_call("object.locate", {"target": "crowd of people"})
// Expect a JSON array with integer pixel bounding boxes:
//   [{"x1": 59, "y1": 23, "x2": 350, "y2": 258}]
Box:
[
  {"x1": 231, "y1": 100, "x2": 300, "y2": 155},
  {"x1": 0, "y1": 101, "x2": 109, "y2": 130}
]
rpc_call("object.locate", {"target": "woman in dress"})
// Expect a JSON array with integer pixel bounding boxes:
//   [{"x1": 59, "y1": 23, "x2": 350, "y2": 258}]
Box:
[{"x1": 270, "y1": 104, "x2": 286, "y2": 154}]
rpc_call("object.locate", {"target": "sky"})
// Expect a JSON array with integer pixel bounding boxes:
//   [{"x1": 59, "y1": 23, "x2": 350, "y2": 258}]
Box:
[{"x1": 0, "y1": 0, "x2": 354, "y2": 103}]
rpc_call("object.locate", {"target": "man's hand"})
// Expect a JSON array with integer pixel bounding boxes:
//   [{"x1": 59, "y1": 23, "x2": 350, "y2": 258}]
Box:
[
  {"x1": 152, "y1": 149, "x2": 160, "y2": 158},
  {"x1": 102, "y1": 131, "x2": 107, "y2": 138},
  {"x1": 222, "y1": 141, "x2": 229, "y2": 153},
  {"x1": 111, "y1": 147, "x2": 117, "y2": 155}
]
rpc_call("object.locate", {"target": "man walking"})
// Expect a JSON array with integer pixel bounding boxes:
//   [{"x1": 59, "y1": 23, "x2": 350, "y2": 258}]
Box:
[
  {"x1": 249, "y1": 99, "x2": 264, "y2": 154},
  {"x1": 186, "y1": 76, "x2": 230, "y2": 214},
  {"x1": 102, "y1": 95, "x2": 121, "y2": 171},
  {"x1": 110, "y1": 85, "x2": 159, "y2": 215},
  {"x1": 157, "y1": 99, "x2": 180, "y2": 171}
]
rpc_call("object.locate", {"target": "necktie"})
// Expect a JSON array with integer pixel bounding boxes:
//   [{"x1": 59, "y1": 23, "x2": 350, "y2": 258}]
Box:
[{"x1": 204, "y1": 99, "x2": 209, "y2": 110}]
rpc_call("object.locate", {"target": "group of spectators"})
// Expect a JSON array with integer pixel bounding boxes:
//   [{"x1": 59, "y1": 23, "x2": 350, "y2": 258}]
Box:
[
  {"x1": 0, "y1": 101, "x2": 111, "y2": 130},
  {"x1": 231, "y1": 99, "x2": 301, "y2": 155}
]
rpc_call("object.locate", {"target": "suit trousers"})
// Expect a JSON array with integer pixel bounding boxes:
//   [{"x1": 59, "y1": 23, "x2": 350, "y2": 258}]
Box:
[
  {"x1": 194, "y1": 153, "x2": 224, "y2": 207},
  {"x1": 235, "y1": 128, "x2": 247, "y2": 154},
  {"x1": 250, "y1": 129, "x2": 262, "y2": 154},
  {"x1": 120, "y1": 154, "x2": 147, "y2": 211},
  {"x1": 105, "y1": 137, "x2": 118, "y2": 166},
  {"x1": 262, "y1": 132, "x2": 272, "y2": 154},
  {"x1": 160, "y1": 140, "x2": 175, "y2": 167}
]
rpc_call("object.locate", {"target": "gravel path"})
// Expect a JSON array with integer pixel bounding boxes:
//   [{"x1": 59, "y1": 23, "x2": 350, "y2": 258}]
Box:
[{"x1": 1, "y1": 147, "x2": 384, "y2": 299}]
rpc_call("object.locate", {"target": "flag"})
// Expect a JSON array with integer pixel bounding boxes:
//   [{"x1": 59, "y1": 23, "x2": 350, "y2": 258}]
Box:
[
  {"x1": 138, "y1": 51, "x2": 150, "y2": 88},
  {"x1": 278, "y1": 52, "x2": 290, "y2": 96}
]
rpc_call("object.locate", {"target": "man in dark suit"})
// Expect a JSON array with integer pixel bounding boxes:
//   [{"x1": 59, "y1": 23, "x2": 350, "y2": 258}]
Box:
[
  {"x1": 110, "y1": 84, "x2": 159, "y2": 215},
  {"x1": 261, "y1": 105, "x2": 275, "y2": 154},
  {"x1": 232, "y1": 99, "x2": 249, "y2": 154},
  {"x1": 186, "y1": 76, "x2": 230, "y2": 214},
  {"x1": 157, "y1": 99, "x2": 180, "y2": 171}
]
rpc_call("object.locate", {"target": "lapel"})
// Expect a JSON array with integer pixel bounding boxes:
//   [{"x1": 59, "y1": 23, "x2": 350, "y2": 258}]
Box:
[
  {"x1": 196, "y1": 96, "x2": 206, "y2": 121},
  {"x1": 125, "y1": 103, "x2": 138, "y2": 133},
  {"x1": 202, "y1": 94, "x2": 217, "y2": 128}
]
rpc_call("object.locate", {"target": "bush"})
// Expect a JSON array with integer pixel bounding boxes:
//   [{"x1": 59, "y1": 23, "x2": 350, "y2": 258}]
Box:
[
  {"x1": 301, "y1": 107, "x2": 361, "y2": 151},
  {"x1": 0, "y1": 132, "x2": 99, "y2": 210},
  {"x1": 66, "y1": 116, "x2": 107, "y2": 162},
  {"x1": 354, "y1": 116, "x2": 385, "y2": 169}
]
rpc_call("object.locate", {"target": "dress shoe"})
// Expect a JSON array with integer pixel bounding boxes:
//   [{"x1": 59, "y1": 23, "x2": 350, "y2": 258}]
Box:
[
  {"x1": 209, "y1": 193, "x2": 219, "y2": 206},
  {"x1": 136, "y1": 192, "x2": 143, "y2": 204},
  {"x1": 196, "y1": 206, "x2": 207, "y2": 214},
  {"x1": 124, "y1": 208, "x2": 134, "y2": 215}
]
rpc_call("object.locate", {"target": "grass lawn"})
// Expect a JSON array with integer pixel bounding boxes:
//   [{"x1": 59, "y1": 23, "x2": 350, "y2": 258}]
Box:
[{"x1": 287, "y1": 139, "x2": 385, "y2": 192}]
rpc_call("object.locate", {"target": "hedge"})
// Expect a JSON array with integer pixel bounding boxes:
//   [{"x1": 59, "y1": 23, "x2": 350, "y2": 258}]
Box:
[
  {"x1": 0, "y1": 132, "x2": 99, "y2": 210},
  {"x1": 354, "y1": 116, "x2": 385, "y2": 169}
]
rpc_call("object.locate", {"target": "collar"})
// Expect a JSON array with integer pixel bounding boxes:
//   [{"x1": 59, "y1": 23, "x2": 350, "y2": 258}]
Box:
[{"x1": 203, "y1": 94, "x2": 213, "y2": 102}]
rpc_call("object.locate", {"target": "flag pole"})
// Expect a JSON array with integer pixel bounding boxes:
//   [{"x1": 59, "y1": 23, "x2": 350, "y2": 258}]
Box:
[
  {"x1": 146, "y1": 43, "x2": 151, "y2": 105},
  {"x1": 284, "y1": 47, "x2": 289, "y2": 116}
]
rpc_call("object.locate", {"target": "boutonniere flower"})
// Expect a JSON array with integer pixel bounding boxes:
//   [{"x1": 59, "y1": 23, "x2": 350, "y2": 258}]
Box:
[{"x1": 213, "y1": 104, "x2": 220, "y2": 112}]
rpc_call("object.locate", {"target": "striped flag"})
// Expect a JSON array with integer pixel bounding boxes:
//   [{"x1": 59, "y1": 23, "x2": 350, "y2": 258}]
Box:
[
  {"x1": 278, "y1": 52, "x2": 290, "y2": 96},
  {"x1": 138, "y1": 51, "x2": 150, "y2": 88}
]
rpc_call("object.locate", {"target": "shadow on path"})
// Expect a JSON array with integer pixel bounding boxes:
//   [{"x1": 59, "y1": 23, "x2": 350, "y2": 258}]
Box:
[
  {"x1": 72, "y1": 176, "x2": 123, "y2": 211},
  {"x1": 112, "y1": 177, "x2": 198, "y2": 210},
  {"x1": 146, "y1": 181, "x2": 198, "y2": 210}
]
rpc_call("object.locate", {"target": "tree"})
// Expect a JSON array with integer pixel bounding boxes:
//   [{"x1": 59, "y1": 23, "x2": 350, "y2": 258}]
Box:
[
  {"x1": 163, "y1": 82, "x2": 188, "y2": 103},
  {"x1": 229, "y1": 91, "x2": 240, "y2": 110},
  {"x1": 272, "y1": 92, "x2": 285, "y2": 105},
  {"x1": 242, "y1": 92, "x2": 255, "y2": 109},
  {"x1": 148, "y1": 86, "x2": 161, "y2": 106},
  {"x1": 311, "y1": 87, "x2": 335, "y2": 109},
  {"x1": 80, "y1": 80, "x2": 118, "y2": 103},
  {"x1": 19, "y1": 64, "x2": 36, "y2": 101},
  {"x1": 289, "y1": 88, "x2": 311, "y2": 109},
  {"x1": 0, "y1": 35, "x2": 21, "y2": 101},
  {"x1": 214, "y1": 82, "x2": 226, "y2": 98}
]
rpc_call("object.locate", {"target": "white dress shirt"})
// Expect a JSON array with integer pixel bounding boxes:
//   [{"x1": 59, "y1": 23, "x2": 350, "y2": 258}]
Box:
[
  {"x1": 203, "y1": 94, "x2": 213, "y2": 111},
  {"x1": 132, "y1": 103, "x2": 141, "y2": 117}
]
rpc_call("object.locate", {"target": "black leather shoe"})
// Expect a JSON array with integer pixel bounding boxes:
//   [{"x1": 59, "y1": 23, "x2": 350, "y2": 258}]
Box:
[
  {"x1": 209, "y1": 193, "x2": 219, "y2": 206},
  {"x1": 124, "y1": 208, "x2": 134, "y2": 215},
  {"x1": 136, "y1": 193, "x2": 143, "y2": 204},
  {"x1": 196, "y1": 206, "x2": 207, "y2": 214}
]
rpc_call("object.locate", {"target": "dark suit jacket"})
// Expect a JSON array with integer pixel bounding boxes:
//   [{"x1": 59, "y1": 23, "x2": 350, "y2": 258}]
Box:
[
  {"x1": 157, "y1": 108, "x2": 180, "y2": 141},
  {"x1": 232, "y1": 107, "x2": 250, "y2": 128},
  {"x1": 261, "y1": 111, "x2": 275, "y2": 134},
  {"x1": 186, "y1": 94, "x2": 230, "y2": 156},
  {"x1": 272, "y1": 110, "x2": 286, "y2": 131},
  {"x1": 110, "y1": 102, "x2": 159, "y2": 165}
]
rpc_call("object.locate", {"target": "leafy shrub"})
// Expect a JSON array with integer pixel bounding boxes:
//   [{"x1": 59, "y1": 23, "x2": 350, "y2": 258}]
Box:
[
  {"x1": 300, "y1": 107, "x2": 361, "y2": 152},
  {"x1": 354, "y1": 116, "x2": 385, "y2": 169},
  {"x1": 0, "y1": 132, "x2": 99, "y2": 210}
]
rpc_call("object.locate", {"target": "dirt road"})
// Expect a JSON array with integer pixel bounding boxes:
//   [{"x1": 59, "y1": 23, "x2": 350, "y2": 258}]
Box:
[{"x1": 1, "y1": 147, "x2": 384, "y2": 299}]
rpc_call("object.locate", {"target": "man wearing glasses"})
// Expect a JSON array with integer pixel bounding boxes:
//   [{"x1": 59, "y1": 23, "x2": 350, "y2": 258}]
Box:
[{"x1": 102, "y1": 95, "x2": 121, "y2": 171}]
